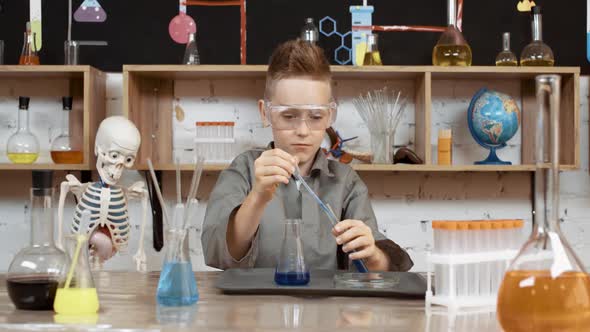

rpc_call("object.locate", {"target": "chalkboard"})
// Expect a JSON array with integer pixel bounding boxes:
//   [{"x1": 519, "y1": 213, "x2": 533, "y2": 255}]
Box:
[{"x1": 0, "y1": 0, "x2": 586, "y2": 72}]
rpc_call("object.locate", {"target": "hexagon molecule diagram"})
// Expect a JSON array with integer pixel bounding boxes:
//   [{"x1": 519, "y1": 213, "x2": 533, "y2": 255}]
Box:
[{"x1": 319, "y1": 17, "x2": 352, "y2": 65}]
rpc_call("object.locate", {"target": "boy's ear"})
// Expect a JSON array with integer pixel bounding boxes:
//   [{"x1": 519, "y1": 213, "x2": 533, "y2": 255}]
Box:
[{"x1": 258, "y1": 99, "x2": 270, "y2": 127}]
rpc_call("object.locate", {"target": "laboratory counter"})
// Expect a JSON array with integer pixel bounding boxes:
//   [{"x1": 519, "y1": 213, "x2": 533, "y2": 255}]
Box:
[{"x1": 0, "y1": 271, "x2": 502, "y2": 331}]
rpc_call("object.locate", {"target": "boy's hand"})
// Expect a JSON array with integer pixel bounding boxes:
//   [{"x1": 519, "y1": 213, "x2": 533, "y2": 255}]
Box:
[
  {"x1": 253, "y1": 149, "x2": 297, "y2": 199},
  {"x1": 332, "y1": 219, "x2": 385, "y2": 266}
]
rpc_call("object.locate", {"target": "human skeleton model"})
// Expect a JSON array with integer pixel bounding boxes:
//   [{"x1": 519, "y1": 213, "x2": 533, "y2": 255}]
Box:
[{"x1": 57, "y1": 116, "x2": 149, "y2": 272}]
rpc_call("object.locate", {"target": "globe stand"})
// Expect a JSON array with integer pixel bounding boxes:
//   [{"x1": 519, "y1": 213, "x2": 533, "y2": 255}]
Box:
[{"x1": 475, "y1": 145, "x2": 511, "y2": 165}]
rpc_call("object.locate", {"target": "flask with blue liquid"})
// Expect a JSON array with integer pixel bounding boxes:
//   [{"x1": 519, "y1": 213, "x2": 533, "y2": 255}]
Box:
[{"x1": 275, "y1": 219, "x2": 310, "y2": 286}]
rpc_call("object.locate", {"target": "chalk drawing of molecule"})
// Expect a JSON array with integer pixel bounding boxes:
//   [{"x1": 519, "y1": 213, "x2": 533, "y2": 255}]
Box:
[{"x1": 319, "y1": 17, "x2": 352, "y2": 65}]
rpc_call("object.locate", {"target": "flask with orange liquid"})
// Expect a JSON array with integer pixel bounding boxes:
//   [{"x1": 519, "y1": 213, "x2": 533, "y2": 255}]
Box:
[
  {"x1": 497, "y1": 75, "x2": 590, "y2": 331},
  {"x1": 19, "y1": 22, "x2": 40, "y2": 65}
]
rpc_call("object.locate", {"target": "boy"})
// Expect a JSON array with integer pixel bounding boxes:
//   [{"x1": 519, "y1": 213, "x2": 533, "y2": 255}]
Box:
[{"x1": 201, "y1": 39, "x2": 413, "y2": 271}]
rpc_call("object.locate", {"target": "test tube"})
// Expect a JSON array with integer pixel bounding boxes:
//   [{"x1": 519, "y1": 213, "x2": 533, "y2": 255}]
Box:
[
  {"x1": 480, "y1": 221, "x2": 492, "y2": 296},
  {"x1": 432, "y1": 221, "x2": 442, "y2": 297},
  {"x1": 490, "y1": 221, "x2": 503, "y2": 293},
  {"x1": 457, "y1": 221, "x2": 469, "y2": 297},
  {"x1": 514, "y1": 219, "x2": 524, "y2": 249},
  {"x1": 443, "y1": 222, "x2": 457, "y2": 298},
  {"x1": 468, "y1": 221, "x2": 481, "y2": 297}
]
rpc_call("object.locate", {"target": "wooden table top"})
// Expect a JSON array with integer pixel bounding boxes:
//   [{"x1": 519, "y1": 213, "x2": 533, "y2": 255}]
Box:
[{"x1": 0, "y1": 271, "x2": 502, "y2": 331}]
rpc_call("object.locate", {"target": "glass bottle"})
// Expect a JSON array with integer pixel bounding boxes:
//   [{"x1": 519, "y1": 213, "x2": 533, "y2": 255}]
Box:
[
  {"x1": 7, "y1": 97, "x2": 40, "y2": 164},
  {"x1": 275, "y1": 219, "x2": 310, "y2": 286},
  {"x1": 183, "y1": 33, "x2": 200, "y2": 65},
  {"x1": 6, "y1": 171, "x2": 67, "y2": 310},
  {"x1": 362, "y1": 33, "x2": 382, "y2": 66},
  {"x1": 19, "y1": 22, "x2": 40, "y2": 65},
  {"x1": 520, "y1": 6, "x2": 554, "y2": 66},
  {"x1": 54, "y1": 210, "x2": 99, "y2": 314},
  {"x1": 50, "y1": 97, "x2": 83, "y2": 164},
  {"x1": 300, "y1": 18, "x2": 319, "y2": 44},
  {"x1": 497, "y1": 75, "x2": 590, "y2": 331},
  {"x1": 495, "y1": 32, "x2": 518, "y2": 66},
  {"x1": 157, "y1": 205, "x2": 199, "y2": 306},
  {"x1": 432, "y1": 0, "x2": 472, "y2": 66}
]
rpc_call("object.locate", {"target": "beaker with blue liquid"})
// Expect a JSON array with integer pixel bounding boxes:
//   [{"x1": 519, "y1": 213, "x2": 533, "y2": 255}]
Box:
[
  {"x1": 274, "y1": 218, "x2": 310, "y2": 286},
  {"x1": 156, "y1": 204, "x2": 199, "y2": 306}
]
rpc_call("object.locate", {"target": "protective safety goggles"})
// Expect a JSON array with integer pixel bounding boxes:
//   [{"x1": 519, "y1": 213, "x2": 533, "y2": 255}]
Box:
[{"x1": 264, "y1": 101, "x2": 337, "y2": 131}]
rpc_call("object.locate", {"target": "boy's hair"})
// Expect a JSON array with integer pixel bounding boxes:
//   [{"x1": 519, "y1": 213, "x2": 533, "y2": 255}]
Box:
[{"x1": 265, "y1": 39, "x2": 332, "y2": 99}]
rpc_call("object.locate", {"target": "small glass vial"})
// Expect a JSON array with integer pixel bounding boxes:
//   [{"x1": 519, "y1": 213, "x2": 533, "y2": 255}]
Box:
[
  {"x1": 520, "y1": 6, "x2": 554, "y2": 66},
  {"x1": 51, "y1": 97, "x2": 83, "y2": 164},
  {"x1": 495, "y1": 32, "x2": 518, "y2": 66},
  {"x1": 275, "y1": 219, "x2": 309, "y2": 286},
  {"x1": 437, "y1": 129, "x2": 452, "y2": 165},
  {"x1": 301, "y1": 18, "x2": 319, "y2": 44},
  {"x1": 19, "y1": 22, "x2": 40, "y2": 65},
  {"x1": 7, "y1": 97, "x2": 40, "y2": 164},
  {"x1": 363, "y1": 33, "x2": 382, "y2": 66},
  {"x1": 183, "y1": 32, "x2": 200, "y2": 65}
]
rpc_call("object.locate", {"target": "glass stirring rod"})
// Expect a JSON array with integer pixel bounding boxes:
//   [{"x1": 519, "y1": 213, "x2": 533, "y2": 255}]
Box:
[{"x1": 291, "y1": 166, "x2": 369, "y2": 273}]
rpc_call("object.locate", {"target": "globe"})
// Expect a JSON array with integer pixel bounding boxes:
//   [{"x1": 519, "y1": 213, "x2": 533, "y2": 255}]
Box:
[{"x1": 467, "y1": 88, "x2": 521, "y2": 165}]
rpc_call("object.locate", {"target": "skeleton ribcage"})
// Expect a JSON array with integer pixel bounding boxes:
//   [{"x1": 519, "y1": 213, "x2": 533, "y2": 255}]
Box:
[{"x1": 72, "y1": 182, "x2": 130, "y2": 250}]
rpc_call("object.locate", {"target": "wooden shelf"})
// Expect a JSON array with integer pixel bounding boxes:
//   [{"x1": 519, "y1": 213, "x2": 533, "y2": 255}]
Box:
[
  {"x1": 123, "y1": 65, "x2": 580, "y2": 173},
  {"x1": 0, "y1": 163, "x2": 89, "y2": 170},
  {"x1": 0, "y1": 65, "x2": 106, "y2": 171}
]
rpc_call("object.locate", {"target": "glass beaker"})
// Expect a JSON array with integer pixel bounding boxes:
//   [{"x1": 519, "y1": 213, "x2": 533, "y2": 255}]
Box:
[
  {"x1": 520, "y1": 6, "x2": 554, "y2": 67},
  {"x1": 64, "y1": 41, "x2": 79, "y2": 65},
  {"x1": 156, "y1": 206, "x2": 199, "y2": 306},
  {"x1": 497, "y1": 75, "x2": 590, "y2": 331},
  {"x1": 370, "y1": 130, "x2": 393, "y2": 164},
  {"x1": 275, "y1": 219, "x2": 310, "y2": 286},
  {"x1": 7, "y1": 171, "x2": 67, "y2": 310},
  {"x1": 432, "y1": 0, "x2": 472, "y2": 66},
  {"x1": 183, "y1": 33, "x2": 200, "y2": 65},
  {"x1": 362, "y1": 33, "x2": 382, "y2": 66},
  {"x1": 495, "y1": 32, "x2": 518, "y2": 67},
  {"x1": 51, "y1": 97, "x2": 83, "y2": 164},
  {"x1": 7, "y1": 96, "x2": 40, "y2": 164},
  {"x1": 53, "y1": 230, "x2": 100, "y2": 315},
  {"x1": 19, "y1": 22, "x2": 39, "y2": 65}
]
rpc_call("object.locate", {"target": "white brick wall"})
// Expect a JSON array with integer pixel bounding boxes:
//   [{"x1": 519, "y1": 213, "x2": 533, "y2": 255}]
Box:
[{"x1": 0, "y1": 74, "x2": 587, "y2": 272}]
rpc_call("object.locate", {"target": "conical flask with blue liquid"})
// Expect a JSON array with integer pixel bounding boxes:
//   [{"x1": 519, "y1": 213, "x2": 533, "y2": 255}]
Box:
[{"x1": 156, "y1": 204, "x2": 199, "y2": 306}]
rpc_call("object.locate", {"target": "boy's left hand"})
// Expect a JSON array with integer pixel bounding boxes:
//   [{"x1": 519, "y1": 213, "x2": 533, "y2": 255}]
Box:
[{"x1": 332, "y1": 219, "x2": 380, "y2": 262}]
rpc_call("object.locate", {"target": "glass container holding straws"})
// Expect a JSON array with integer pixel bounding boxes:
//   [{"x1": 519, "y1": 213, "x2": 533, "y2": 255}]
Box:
[
  {"x1": 352, "y1": 88, "x2": 407, "y2": 164},
  {"x1": 149, "y1": 155, "x2": 204, "y2": 306}
]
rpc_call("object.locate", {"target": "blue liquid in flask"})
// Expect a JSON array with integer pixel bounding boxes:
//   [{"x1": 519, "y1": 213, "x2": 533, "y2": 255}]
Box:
[
  {"x1": 156, "y1": 261, "x2": 199, "y2": 306},
  {"x1": 274, "y1": 271, "x2": 310, "y2": 286}
]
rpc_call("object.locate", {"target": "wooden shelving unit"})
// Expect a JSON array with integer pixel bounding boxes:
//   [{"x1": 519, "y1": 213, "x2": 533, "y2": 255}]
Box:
[
  {"x1": 0, "y1": 65, "x2": 106, "y2": 171},
  {"x1": 123, "y1": 65, "x2": 580, "y2": 172}
]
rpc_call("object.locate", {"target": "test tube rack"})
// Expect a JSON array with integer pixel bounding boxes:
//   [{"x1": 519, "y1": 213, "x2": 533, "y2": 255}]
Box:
[
  {"x1": 425, "y1": 220, "x2": 524, "y2": 311},
  {"x1": 194, "y1": 121, "x2": 236, "y2": 164}
]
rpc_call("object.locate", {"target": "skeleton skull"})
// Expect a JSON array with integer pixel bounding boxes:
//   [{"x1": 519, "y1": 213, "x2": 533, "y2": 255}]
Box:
[{"x1": 95, "y1": 116, "x2": 141, "y2": 185}]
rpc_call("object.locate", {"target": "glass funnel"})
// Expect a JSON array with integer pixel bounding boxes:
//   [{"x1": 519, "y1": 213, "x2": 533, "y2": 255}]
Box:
[
  {"x1": 362, "y1": 33, "x2": 382, "y2": 66},
  {"x1": 495, "y1": 32, "x2": 518, "y2": 67},
  {"x1": 156, "y1": 205, "x2": 199, "y2": 306},
  {"x1": 520, "y1": 6, "x2": 554, "y2": 66},
  {"x1": 432, "y1": 0, "x2": 472, "y2": 66},
  {"x1": 183, "y1": 33, "x2": 200, "y2": 65},
  {"x1": 7, "y1": 96, "x2": 40, "y2": 164},
  {"x1": 497, "y1": 75, "x2": 590, "y2": 331},
  {"x1": 6, "y1": 171, "x2": 67, "y2": 310},
  {"x1": 53, "y1": 216, "x2": 100, "y2": 315},
  {"x1": 51, "y1": 97, "x2": 83, "y2": 164},
  {"x1": 275, "y1": 219, "x2": 310, "y2": 286}
]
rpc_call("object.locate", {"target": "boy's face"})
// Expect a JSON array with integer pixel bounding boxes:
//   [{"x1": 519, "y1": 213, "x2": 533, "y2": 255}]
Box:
[{"x1": 259, "y1": 77, "x2": 332, "y2": 166}]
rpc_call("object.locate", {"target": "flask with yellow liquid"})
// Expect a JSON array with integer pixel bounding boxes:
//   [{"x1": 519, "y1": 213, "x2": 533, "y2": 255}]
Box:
[
  {"x1": 362, "y1": 33, "x2": 382, "y2": 66},
  {"x1": 6, "y1": 97, "x2": 39, "y2": 164},
  {"x1": 497, "y1": 75, "x2": 590, "y2": 331},
  {"x1": 53, "y1": 210, "x2": 99, "y2": 315},
  {"x1": 432, "y1": 0, "x2": 472, "y2": 66}
]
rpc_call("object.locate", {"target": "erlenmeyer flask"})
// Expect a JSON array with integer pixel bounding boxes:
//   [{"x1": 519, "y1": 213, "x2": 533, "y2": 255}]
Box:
[
  {"x1": 183, "y1": 33, "x2": 200, "y2": 65},
  {"x1": 275, "y1": 219, "x2": 310, "y2": 286},
  {"x1": 53, "y1": 211, "x2": 99, "y2": 315},
  {"x1": 432, "y1": 0, "x2": 472, "y2": 66},
  {"x1": 497, "y1": 75, "x2": 590, "y2": 331},
  {"x1": 157, "y1": 205, "x2": 199, "y2": 306}
]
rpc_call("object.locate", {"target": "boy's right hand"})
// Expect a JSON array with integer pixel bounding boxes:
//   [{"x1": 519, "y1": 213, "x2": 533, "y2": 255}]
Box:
[{"x1": 253, "y1": 149, "x2": 297, "y2": 200}]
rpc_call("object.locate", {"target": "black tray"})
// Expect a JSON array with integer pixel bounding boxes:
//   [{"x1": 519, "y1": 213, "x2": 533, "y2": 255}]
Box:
[{"x1": 216, "y1": 268, "x2": 427, "y2": 298}]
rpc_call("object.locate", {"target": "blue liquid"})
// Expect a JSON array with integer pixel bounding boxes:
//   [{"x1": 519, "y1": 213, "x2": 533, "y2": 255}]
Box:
[
  {"x1": 156, "y1": 262, "x2": 199, "y2": 306},
  {"x1": 274, "y1": 271, "x2": 310, "y2": 286}
]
